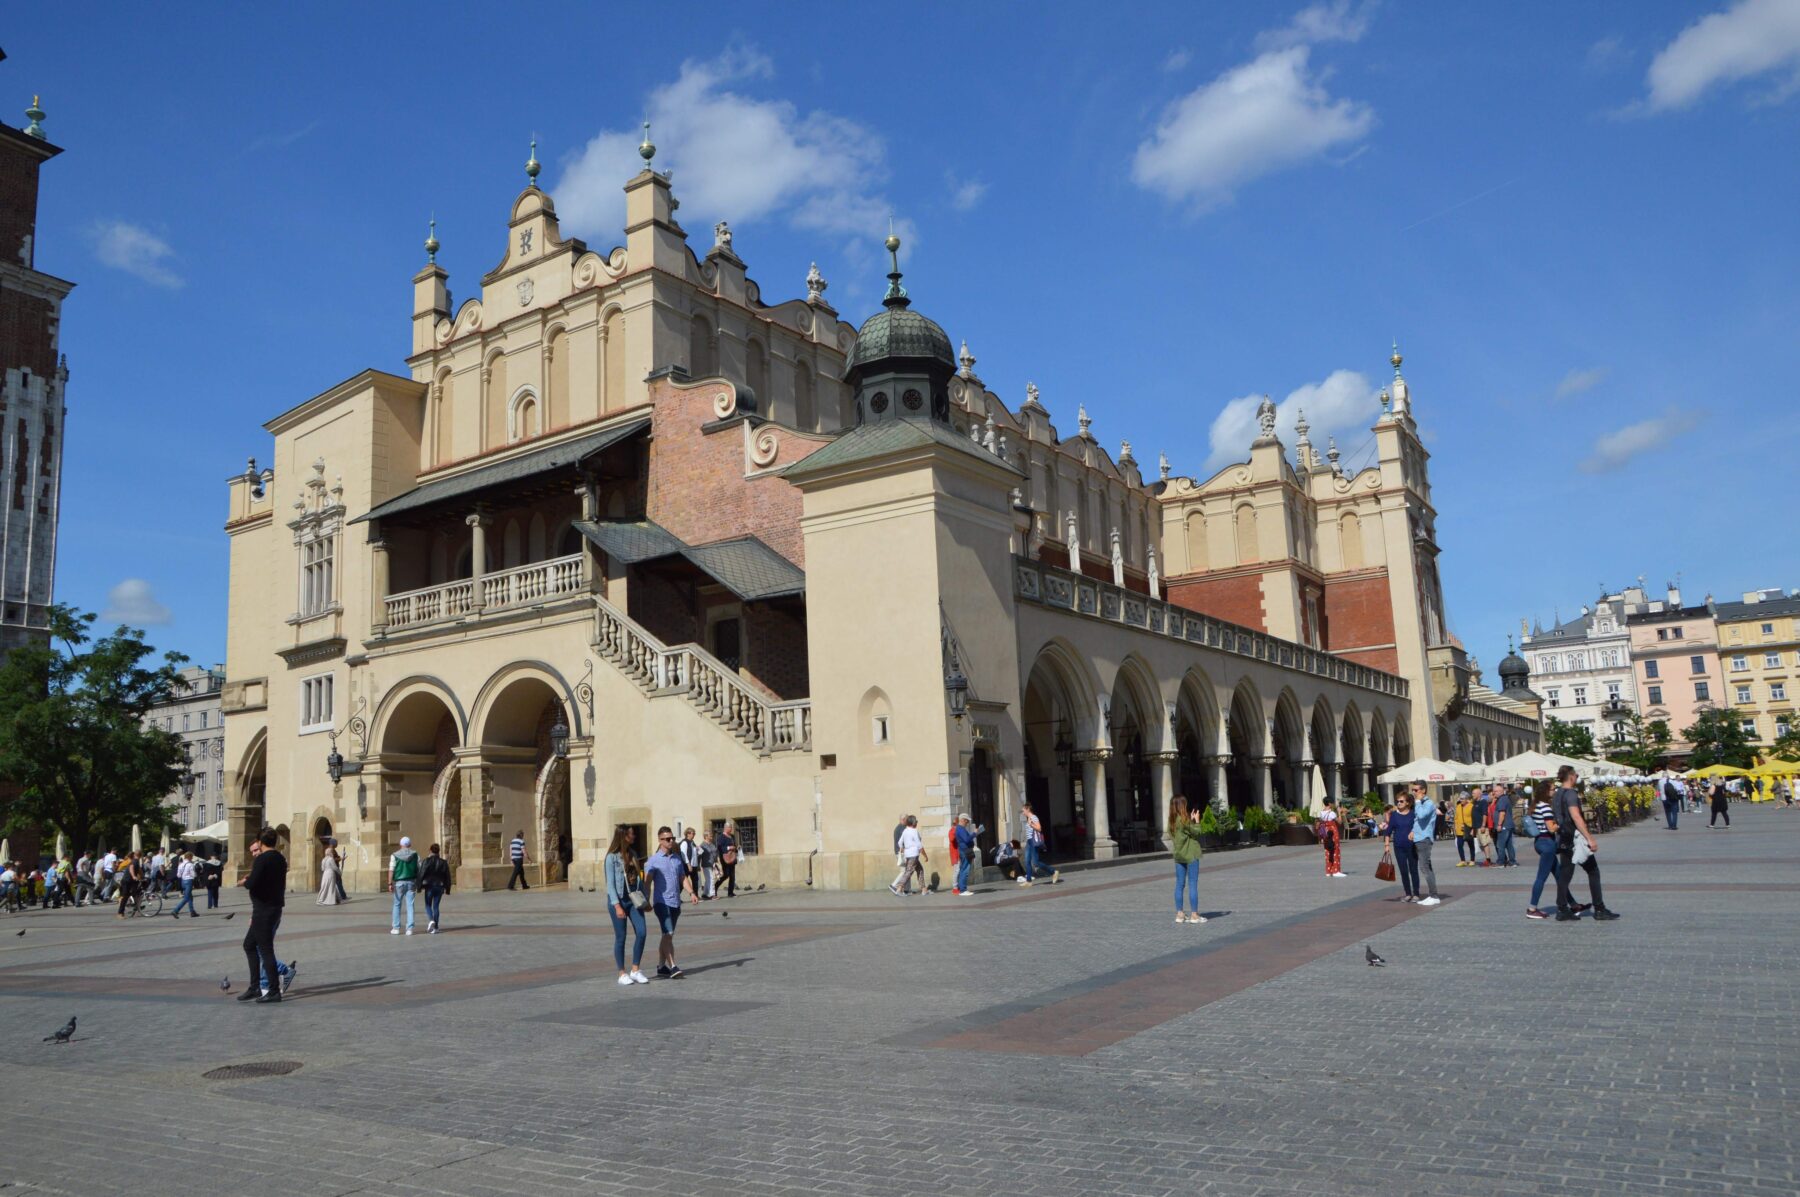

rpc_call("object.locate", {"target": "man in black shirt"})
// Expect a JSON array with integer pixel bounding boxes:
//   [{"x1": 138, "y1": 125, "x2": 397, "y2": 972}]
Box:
[
  {"x1": 239, "y1": 828, "x2": 288, "y2": 1003},
  {"x1": 1551, "y1": 766, "x2": 1618, "y2": 923}
]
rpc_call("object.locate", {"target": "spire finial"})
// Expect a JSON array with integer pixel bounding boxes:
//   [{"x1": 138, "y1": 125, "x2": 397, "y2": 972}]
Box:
[
  {"x1": 638, "y1": 121, "x2": 655, "y2": 163},
  {"x1": 1326, "y1": 436, "x2": 1340, "y2": 471},
  {"x1": 958, "y1": 339, "x2": 975, "y2": 378},
  {"x1": 526, "y1": 138, "x2": 541, "y2": 186},
  {"x1": 23, "y1": 94, "x2": 45, "y2": 140},
  {"x1": 1077, "y1": 404, "x2": 1092, "y2": 438},
  {"x1": 424, "y1": 216, "x2": 439, "y2": 264},
  {"x1": 1158, "y1": 450, "x2": 1170, "y2": 481},
  {"x1": 1390, "y1": 339, "x2": 1403, "y2": 377},
  {"x1": 805, "y1": 261, "x2": 827, "y2": 305},
  {"x1": 881, "y1": 223, "x2": 908, "y2": 308}
]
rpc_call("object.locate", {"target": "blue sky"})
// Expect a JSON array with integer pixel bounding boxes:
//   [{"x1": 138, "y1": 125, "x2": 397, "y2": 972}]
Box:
[{"x1": 9, "y1": 1, "x2": 1800, "y2": 677}]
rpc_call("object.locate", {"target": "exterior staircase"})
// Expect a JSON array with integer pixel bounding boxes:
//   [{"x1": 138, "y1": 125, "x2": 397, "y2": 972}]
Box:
[{"x1": 592, "y1": 593, "x2": 811, "y2": 757}]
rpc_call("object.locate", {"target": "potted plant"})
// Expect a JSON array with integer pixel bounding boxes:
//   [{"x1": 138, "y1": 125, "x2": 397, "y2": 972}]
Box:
[{"x1": 1197, "y1": 803, "x2": 1221, "y2": 850}]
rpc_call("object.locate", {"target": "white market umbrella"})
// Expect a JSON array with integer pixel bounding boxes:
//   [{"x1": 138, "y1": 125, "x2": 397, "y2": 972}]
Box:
[
  {"x1": 131, "y1": 824, "x2": 142, "y2": 853},
  {"x1": 1310, "y1": 761, "x2": 1329, "y2": 814},
  {"x1": 1377, "y1": 757, "x2": 1485, "y2": 784},
  {"x1": 1488, "y1": 750, "x2": 1578, "y2": 782},
  {"x1": 181, "y1": 819, "x2": 231, "y2": 842}
]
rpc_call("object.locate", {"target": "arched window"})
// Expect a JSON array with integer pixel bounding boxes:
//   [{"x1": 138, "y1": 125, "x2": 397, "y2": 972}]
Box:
[
  {"x1": 431, "y1": 368, "x2": 455, "y2": 467},
  {"x1": 1339, "y1": 511, "x2": 1364, "y2": 570},
  {"x1": 689, "y1": 314, "x2": 715, "y2": 378},
  {"x1": 1235, "y1": 504, "x2": 1259, "y2": 564},
  {"x1": 794, "y1": 364, "x2": 815, "y2": 430},
  {"x1": 507, "y1": 387, "x2": 540, "y2": 443},
  {"x1": 484, "y1": 352, "x2": 508, "y2": 451},
  {"x1": 1184, "y1": 511, "x2": 1207, "y2": 571}
]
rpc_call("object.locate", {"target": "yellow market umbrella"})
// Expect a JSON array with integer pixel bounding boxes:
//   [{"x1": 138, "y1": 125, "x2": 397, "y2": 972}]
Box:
[{"x1": 1748, "y1": 758, "x2": 1799, "y2": 777}]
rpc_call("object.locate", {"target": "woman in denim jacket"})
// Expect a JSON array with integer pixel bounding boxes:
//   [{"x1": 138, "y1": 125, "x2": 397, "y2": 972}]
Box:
[{"x1": 604, "y1": 826, "x2": 649, "y2": 986}]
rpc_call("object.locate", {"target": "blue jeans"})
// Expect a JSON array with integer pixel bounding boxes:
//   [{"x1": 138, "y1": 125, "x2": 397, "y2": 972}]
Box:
[
  {"x1": 171, "y1": 879, "x2": 197, "y2": 916},
  {"x1": 609, "y1": 900, "x2": 646, "y2": 969},
  {"x1": 1529, "y1": 835, "x2": 1558, "y2": 907},
  {"x1": 1173, "y1": 859, "x2": 1199, "y2": 913},
  {"x1": 1024, "y1": 839, "x2": 1052, "y2": 881},
  {"x1": 424, "y1": 884, "x2": 444, "y2": 925},
  {"x1": 391, "y1": 880, "x2": 416, "y2": 930},
  {"x1": 955, "y1": 852, "x2": 973, "y2": 892},
  {"x1": 1393, "y1": 842, "x2": 1420, "y2": 897},
  {"x1": 1495, "y1": 828, "x2": 1516, "y2": 865},
  {"x1": 1664, "y1": 800, "x2": 1679, "y2": 829}
]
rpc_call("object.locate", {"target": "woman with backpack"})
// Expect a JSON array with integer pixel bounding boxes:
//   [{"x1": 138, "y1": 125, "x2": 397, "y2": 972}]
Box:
[
  {"x1": 604, "y1": 825, "x2": 649, "y2": 986},
  {"x1": 1169, "y1": 796, "x2": 1206, "y2": 924},
  {"x1": 1525, "y1": 780, "x2": 1560, "y2": 919}
]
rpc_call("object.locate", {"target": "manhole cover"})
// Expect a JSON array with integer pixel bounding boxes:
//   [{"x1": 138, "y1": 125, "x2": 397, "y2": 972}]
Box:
[{"x1": 202, "y1": 1061, "x2": 303, "y2": 1081}]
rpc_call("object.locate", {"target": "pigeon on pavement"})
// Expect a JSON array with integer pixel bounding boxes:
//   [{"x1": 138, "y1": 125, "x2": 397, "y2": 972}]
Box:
[
  {"x1": 220, "y1": 977, "x2": 231, "y2": 992},
  {"x1": 1365, "y1": 945, "x2": 1386, "y2": 967},
  {"x1": 43, "y1": 1016, "x2": 75, "y2": 1044},
  {"x1": 15, "y1": 928, "x2": 25, "y2": 936},
  {"x1": 224, "y1": 913, "x2": 236, "y2": 920}
]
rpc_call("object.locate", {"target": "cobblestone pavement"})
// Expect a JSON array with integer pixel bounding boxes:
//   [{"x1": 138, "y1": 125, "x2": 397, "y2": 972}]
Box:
[{"x1": 3, "y1": 805, "x2": 1796, "y2": 1196}]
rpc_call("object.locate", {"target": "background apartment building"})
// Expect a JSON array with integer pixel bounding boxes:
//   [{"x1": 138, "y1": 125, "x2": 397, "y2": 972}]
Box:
[{"x1": 1714, "y1": 589, "x2": 1799, "y2": 747}]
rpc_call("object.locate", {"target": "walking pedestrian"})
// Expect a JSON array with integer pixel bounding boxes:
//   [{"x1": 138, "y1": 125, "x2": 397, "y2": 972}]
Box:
[
  {"x1": 1314, "y1": 797, "x2": 1345, "y2": 877},
  {"x1": 316, "y1": 838, "x2": 342, "y2": 906},
  {"x1": 1525, "y1": 781, "x2": 1559, "y2": 918},
  {"x1": 645, "y1": 826, "x2": 696, "y2": 978},
  {"x1": 603, "y1": 825, "x2": 649, "y2": 986},
  {"x1": 420, "y1": 843, "x2": 450, "y2": 933},
  {"x1": 171, "y1": 850, "x2": 199, "y2": 918},
  {"x1": 203, "y1": 853, "x2": 223, "y2": 909},
  {"x1": 1489, "y1": 785, "x2": 1517, "y2": 867},
  {"x1": 1019, "y1": 800, "x2": 1060, "y2": 886},
  {"x1": 506, "y1": 829, "x2": 531, "y2": 889},
  {"x1": 1551, "y1": 765, "x2": 1618, "y2": 922},
  {"x1": 1171, "y1": 796, "x2": 1206, "y2": 922},
  {"x1": 328, "y1": 838, "x2": 349, "y2": 902},
  {"x1": 73, "y1": 853, "x2": 94, "y2": 907},
  {"x1": 97, "y1": 849, "x2": 118, "y2": 903},
  {"x1": 238, "y1": 828, "x2": 288, "y2": 1004},
  {"x1": 678, "y1": 827, "x2": 704, "y2": 896},
  {"x1": 1453, "y1": 791, "x2": 1476, "y2": 866},
  {"x1": 1709, "y1": 780, "x2": 1731, "y2": 828},
  {"x1": 1472, "y1": 788, "x2": 1496, "y2": 866},
  {"x1": 1660, "y1": 773, "x2": 1683, "y2": 830},
  {"x1": 390, "y1": 836, "x2": 420, "y2": 935},
  {"x1": 115, "y1": 851, "x2": 142, "y2": 918},
  {"x1": 715, "y1": 820, "x2": 739, "y2": 898},
  {"x1": 1410, "y1": 783, "x2": 1443, "y2": 905},
  {"x1": 952, "y1": 814, "x2": 978, "y2": 895},
  {"x1": 1381, "y1": 794, "x2": 1419, "y2": 901},
  {"x1": 694, "y1": 832, "x2": 718, "y2": 900},
  {"x1": 890, "y1": 815, "x2": 926, "y2": 896}
]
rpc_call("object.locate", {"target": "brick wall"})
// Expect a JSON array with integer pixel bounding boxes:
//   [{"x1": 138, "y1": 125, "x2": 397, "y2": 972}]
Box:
[
  {"x1": 628, "y1": 567, "x2": 700, "y2": 648},
  {"x1": 644, "y1": 375, "x2": 827, "y2": 567},
  {"x1": 0, "y1": 286, "x2": 57, "y2": 377},
  {"x1": 1323, "y1": 572, "x2": 1397, "y2": 673},
  {"x1": 0, "y1": 139, "x2": 42, "y2": 274},
  {"x1": 744, "y1": 602, "x2": 809, "y2": 701},
  {"x1": 1165, "y1": 571, "x2": 1267, "y2": 631}
]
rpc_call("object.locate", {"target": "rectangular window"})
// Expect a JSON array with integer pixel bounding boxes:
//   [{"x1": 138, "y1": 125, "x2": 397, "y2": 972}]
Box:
[
  {"x1": 1648, "y1": 685, "x2": 1663, "y2": 705},
  {"x1": 300, "y1": 675, "x2": 334, "y2": 732},
  {"x1": 1766, "y1": 652, "x2": 1782, "y2": 668},
  {"x1": 1695, "y1": 681, "x2": 1711, "y2": 702},
  {"x1": 709, "y1": 817, "x2": 759, "y2": 857},
  {"x1": 1656, "y1": 628, "x2": 1667, "y2": 641},
  {"x1": 1671, "y1": 627, "x2": 1683, "y2": 639},
  {"x1": 1732, "y1": 655, "x2": 1748, "y2": 672},
  {"x1": 197, "y1": 774, "x2": 207, "y2": 794},
  {"x1": 182, "y1": 713, "x2": 190, "y2": 731},
  {"x1": 198, "y1": 711, "x2": 207, "y2": 729},
  {"x1": 1644, "y1": 660, "x2": 1659, "y2": 679},
  {"x1": 1736, "y1": 685, "x2": 1753, "y2": 705},
  {"x1": 1690, "y1": 656, "x2": 1704, "y2": 675},
  {"x1": 1763, "y1": 623, "x2": 1775, "y2": 637},
  {"x1": 1546, "y1": 689, "x2": 1560, "y2": 708},
  {"x1": 1573, "y1": 686, "x2": 1588, "y2": 706},
  {"x1": 1778, "y1": 720, "x2": 1792, "y2": 739},
  {"x1": 1773, "y1": 683, "x2": 1789, "y2": 702},
  {"x1": 300, "y1": 535, "x2": 336, "y2": 617},
  {"x1": 1742, "y1": 719, "x2": 1758, "y2": 738},
  {"x1": 1606, "y1": 682, "x2": 1622, "y2": 701}
]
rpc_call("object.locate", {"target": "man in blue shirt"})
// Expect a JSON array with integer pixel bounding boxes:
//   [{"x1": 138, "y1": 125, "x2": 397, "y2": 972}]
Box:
[
  {"x1": 645, "y1": 826, "x2": 697, "y2": 978},
  {"x1": 952, "y1": 815, "x2": 979, "y2": 896},
  {"x1": 1409, "y1": 783, "x2": 1443, "y2": 906}
]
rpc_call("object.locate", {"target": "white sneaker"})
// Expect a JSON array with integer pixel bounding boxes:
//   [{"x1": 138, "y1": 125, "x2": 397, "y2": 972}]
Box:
[
  {"x1": 1175, "y1": 914, "x2": 1186, "y2": 923},
  {"x1": 629, "y1": 970, "x2": 650, "y2": 984},
  {"x1": 617, "y1": 974, "x2": 634, "y2": 987},
  {"x1": 1190, "y1": 914, "x2": 1208, "y2": 924},
  {"x1": 1331, "y1": 872, "x2": 1348, "y2": 878},
  {"x1": 960, "y1": 889, "x2": 975, "y2": 897},
  {"x1": 1015, "y1": 877, "x2": 1029, "y2": 885},
  {"x1": 1419, "y1": 896, "x2": 1441, "y2": 907},
  {"x1": 405, "y1": 928, "x2": 414, "y2": 935},
  {"x1": 390, "y1": 927, "x2": 400, "y2": 935}
]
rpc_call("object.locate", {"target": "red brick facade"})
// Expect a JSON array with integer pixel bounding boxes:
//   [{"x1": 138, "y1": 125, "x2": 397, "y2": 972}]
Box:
[
  {"x1": 1165, "y1": 571, "x2": 1267, "y2": 631},
  {"x1": 1322, "y1": 572, "x2": 1398, "y2": 674}
]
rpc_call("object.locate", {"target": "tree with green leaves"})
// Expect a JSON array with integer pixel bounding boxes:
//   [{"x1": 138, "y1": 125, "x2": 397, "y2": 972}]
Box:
[
  {"x1": 1604, "y1": 715, "x2": 1673, "y2": 773},
  {"x1": 1771, "y1": 721, "x2": 1800, "y2": 763},
  {"x1": 0, "y1": 606, "x2": 189, "y2": 852},
  {"x1": 1682, "y1": 705, "x2": 1757, "y2": 770},
  {"x1": 1543, "y1": 716, "x2": 1596, "y2": 760}
]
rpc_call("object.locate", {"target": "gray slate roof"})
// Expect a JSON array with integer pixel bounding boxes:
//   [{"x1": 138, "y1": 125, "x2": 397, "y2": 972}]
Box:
[
  {"x1": 353, "y1": 419, "x2": 649, "y2": 525},
  {"x1": 1715, "y1": 595, "x2": 1800, "y2": 622},
  {"x1": 574, "y1": 520, "x2": 804, "y2": 602},
  {"x1": 782, "y1": 418, "x2": 1023, "y2": 481}
]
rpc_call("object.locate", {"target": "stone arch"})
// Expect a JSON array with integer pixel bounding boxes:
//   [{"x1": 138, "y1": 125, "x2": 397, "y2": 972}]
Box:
[
  {"x1": 507, "y1": 384, "x2": 541, "y2": 443},
  {"x1": 1226, "y1": 678, "x2": 1265, "y2": 811},
  {"x1": 483, "y1": 348, "x2": 508, "y2": 450},
  {"x1": 1111, "y1": 654, "x2": 1167, "y2": 753},
  {"x1": 689, "y1": 313, "x2": 716, "y2": 378},
  {"x1": 501, "y1": 517, "x2": 523, "y2": 568},
  {"x1": 1309, "y1": 693, "x2": 1337, "y2": 807},
  {"x1": 431, "y1": 367, "x2": 455, "y2": 468},
  {"x1": 1340, "y1": 702, "x2": 1367, "y2": 798},
  {"x1": 1107, "y1": 655, "x2": 1165, "y2": 843},
  {"x1": 431, "y1": 758, "x2": 463, "y2": 879},
  {"x1": 233, "y1": 729, "x2": 268, "y2": 862},
  {"x1": 306, "y1": 807, "x2": 334, "y2": 891},
  {"x1": 532, "y1": 755, "x2": 572, "y2": 884},
  {"x1": 1023, "y1": 640, "x2": 1104, "y2": 854},
  {"x1": 1175, "y1": 665, "x2": 1223, "y2": 805},
  {"x1": 470, "y1": 661, "x2": 584, "y2": 746},
  {"x1": 858, "y1": 685, "x2": 894, "y2": 753},
  {"x1": 1339, "y1": 510, "x2": 1364, "y2": 570},
  {"x1": 1369, "y1": 708, "x2": 1391, "y2": 773},
  {"x1": 1271, "y1": 687, "x2": 1307, "y2": 810},
  {"x1": 373, "y1": 676, "x2": 468, "y2": 756},
  {"x1": 1391, "y1": 715, "x2": 1413, "y2": 769},
  {"x1": 528, "y1": 512, "x2": 547, "y2": 562}
]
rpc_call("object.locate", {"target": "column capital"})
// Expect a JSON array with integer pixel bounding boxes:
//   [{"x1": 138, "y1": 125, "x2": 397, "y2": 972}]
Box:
[
  {"x1": 1072, "y1": 748, "x2": 1114, "y2": 763},
  {"x1": 466, "y1": 510, "x2": 493, "y2": 529},
  {"x1": 1146, "y1": 751, "x2": 1180, "y2": 764},
  {"x1": 1204, "y1": 755, "x2": 1232, "y2": 767}
]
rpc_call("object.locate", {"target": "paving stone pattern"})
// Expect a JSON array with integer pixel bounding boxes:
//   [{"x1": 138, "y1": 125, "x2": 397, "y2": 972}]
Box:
[{"x1": 2, "y1": 806, "x2": 1795, "y2": 1196}]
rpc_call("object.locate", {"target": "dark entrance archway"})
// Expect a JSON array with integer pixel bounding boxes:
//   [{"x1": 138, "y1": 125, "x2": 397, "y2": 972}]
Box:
[{"x1": 968, "y1": 746, "x2": 998, "y2": 859}]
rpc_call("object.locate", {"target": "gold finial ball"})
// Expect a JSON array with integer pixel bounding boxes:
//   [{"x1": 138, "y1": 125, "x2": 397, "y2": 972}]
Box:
[
  {"x1": 1390, "y1": 341, "x2": 1403, "y2": 371},
  {"x1": 884, "y1": 233, "x2": 901, "y2": 254}
]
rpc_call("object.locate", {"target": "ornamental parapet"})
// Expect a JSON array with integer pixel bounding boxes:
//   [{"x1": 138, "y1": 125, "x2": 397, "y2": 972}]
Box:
[{"x1": 1013, "y1": 557, "x2": 1409, "y2": 700}]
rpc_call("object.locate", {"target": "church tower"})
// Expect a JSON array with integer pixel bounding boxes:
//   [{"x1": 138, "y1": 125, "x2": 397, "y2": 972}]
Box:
[{"x1": 0, "y1": 72, "x2": 70, "y2": 656}]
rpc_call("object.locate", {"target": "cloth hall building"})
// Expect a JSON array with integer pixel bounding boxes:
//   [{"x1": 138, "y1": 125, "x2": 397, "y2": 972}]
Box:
[{"x1": 220, "y1": 143, "x2": 1539, "y2": 892}]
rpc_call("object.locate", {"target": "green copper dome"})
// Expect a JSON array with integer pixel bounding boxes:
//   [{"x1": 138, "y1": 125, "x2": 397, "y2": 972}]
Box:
[{"x1": 845, "y1": 305, "x2": 955, "y2": 378}]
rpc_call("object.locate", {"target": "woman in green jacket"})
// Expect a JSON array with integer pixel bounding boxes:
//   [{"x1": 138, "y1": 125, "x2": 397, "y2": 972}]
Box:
[{"x1": 1170, "y1": 796, "x2": 1207, "y2": 925}]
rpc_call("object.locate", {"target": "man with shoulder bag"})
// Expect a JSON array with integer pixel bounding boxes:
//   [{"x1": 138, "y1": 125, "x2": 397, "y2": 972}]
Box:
[{"x1": 1551, "y1": 766, "x2": 1618, "y2": 923}]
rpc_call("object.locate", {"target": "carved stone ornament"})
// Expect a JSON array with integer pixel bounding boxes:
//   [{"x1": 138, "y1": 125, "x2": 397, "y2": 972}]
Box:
[
  {"x1": 750, "y1": 427, "x2": 780, "y2": 468},
  {"x1": 1256, "y1": 395, "x2": 1277, "y2": 437},
  {"x1": 713, "y1": 390, "x2": 737, "y2": 419},
  {"x1": 516, "y1": 278, "x2": 535, "y2": 307},
  {"x1": 805, "y1": 261, "x2": 827, "y2": 304},
  {"x1": 714, "y1": 221, "x2": 733, "y2": 251}
]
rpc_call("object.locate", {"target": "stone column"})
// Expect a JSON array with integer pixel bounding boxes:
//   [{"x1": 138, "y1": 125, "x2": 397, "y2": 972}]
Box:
[
  {"x1": 576, "y1": 481, "x2": 600, "y2": 594},
  {"x1": 1297, "y1": 759, "x2": 1315, "y2": 813},
  {"x1": 1078, "y1": 750, "x2": 1117, "y2": 858},
  {"x1": 369, "y1": 538, "x2": 390, "y2": 636},
  {"x1": 1257, "y1": 756, "x2": 1276, "y2": 812},
  {"x1": 1149, "y1": 752, "x2": 1178, "y2": 849},
  {"x1": 1207, "y1": 755, "x2": 1230, "y2": 814},
  {"x1": 467, "y1": 510, "x2": 491, "y2": 612},
  {"x1": 457, "y1": 758, "x2": 497, "y2": 890}
]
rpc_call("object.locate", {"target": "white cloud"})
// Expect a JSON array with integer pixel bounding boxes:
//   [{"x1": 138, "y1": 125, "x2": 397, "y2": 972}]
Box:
[
  {"x1": 1131, "y1": 44, "x2": 1374, "y2": 210},
  {"x1": 245, "y1": 120, "x2": 320, "y2": 154},
  {"x1": 554, "y1": 46, "x2": 903, "y2": 251},
  {"x1": 89, "y1": 220, "x2": 183, "y2": 288},
  {"x1": 101, "y1": 578, "x2": 172, "y2": 626},
  {"x1": 1586, "y1": 35, "x2": 1630, "y2": 72},
  {"x1": 1644, "y1": 0, "x2": 1800, "y2": 111},
  {"x1": 945, "y1": 172, "x2": 988, "y2": 212},
  {"x1": 1163, "y1": 47, "x2": 1193, "y2": 73},
  {"x1": 1202, "y1": 369, "x2": 1379, "y2": 473},
  {"x1": 1254, "y1": 1, "x2": 1373, "y2": 52},
  {"x1": 1555, "y1": 367, "x2": 1608, "y2": 399},
  {"x1": 1579, "y1": 409, "x2": 1703, "y2": 473}
]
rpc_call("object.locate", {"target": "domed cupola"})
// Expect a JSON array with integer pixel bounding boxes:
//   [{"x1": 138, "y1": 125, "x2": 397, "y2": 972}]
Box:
[
  {"x1": 843, "y1": 233, "x2": 955, "y2": 426},
  {"x1": 1498, "y1": 635, "x2": 1536, "y2": 700}
]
